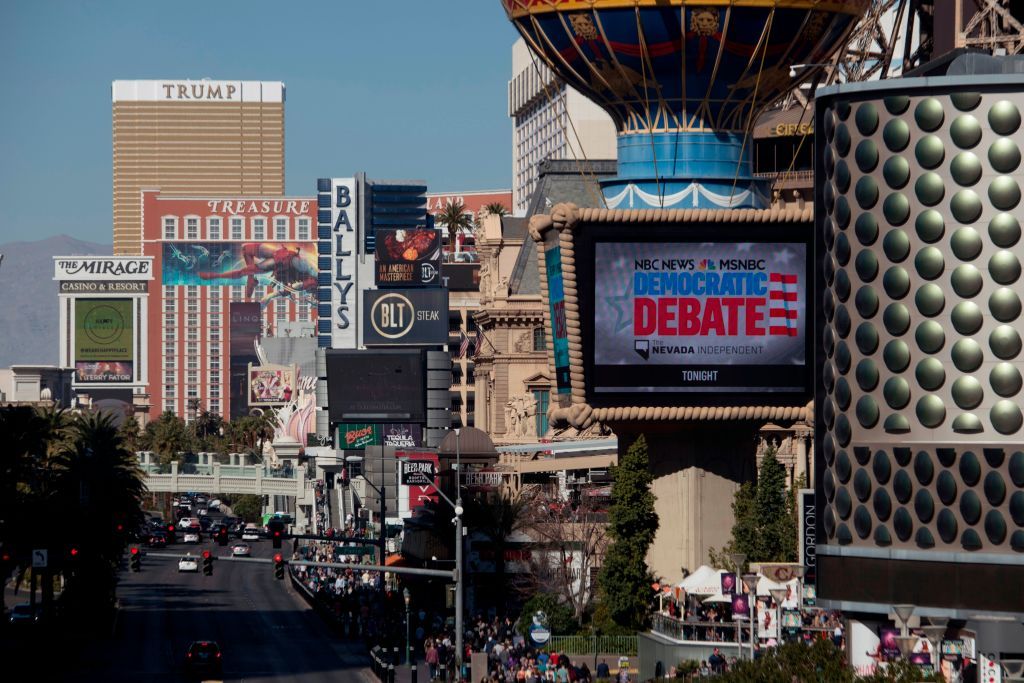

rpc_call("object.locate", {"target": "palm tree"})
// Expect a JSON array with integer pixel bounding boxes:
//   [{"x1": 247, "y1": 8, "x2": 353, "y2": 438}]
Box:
[
  {"x1": 436, "y1": 201, "x2": 474, "y2": 257},
  {"x1": 483, "y1": 202, "x2": 509, "y2": 217},
  {"x1": 464, "y1": 491, "x2": 529, "y2": 611}
]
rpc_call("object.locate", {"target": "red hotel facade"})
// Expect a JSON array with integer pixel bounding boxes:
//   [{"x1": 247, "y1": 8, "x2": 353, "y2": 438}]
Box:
[{"x1": 141, "y1": 190, "x2": 317, "y2": 419}]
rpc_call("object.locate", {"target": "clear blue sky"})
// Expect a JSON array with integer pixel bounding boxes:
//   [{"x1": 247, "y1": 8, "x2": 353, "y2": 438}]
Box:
[{"x1": 0, "y1": 0, "x2": 519, "y2": 245}]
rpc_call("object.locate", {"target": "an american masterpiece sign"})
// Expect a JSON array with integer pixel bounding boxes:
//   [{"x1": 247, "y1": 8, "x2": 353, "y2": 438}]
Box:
[{"x1": 589, "y1": 239, "x2": 809, "y2": 396}]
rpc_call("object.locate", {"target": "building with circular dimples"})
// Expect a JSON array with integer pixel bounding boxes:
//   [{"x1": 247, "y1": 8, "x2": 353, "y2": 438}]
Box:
[{"x1": 814, "y1": 56, "x2": 1024, "y2": 640}]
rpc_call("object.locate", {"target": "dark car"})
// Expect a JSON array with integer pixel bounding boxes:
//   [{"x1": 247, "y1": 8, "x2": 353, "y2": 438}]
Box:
[
  {"x1": 228, "y1": 520, "x2": 246, "y2": 538},
  {"x1": 198, "y1": 516, "x2": 212, "y2": 531},
  {"x1": 147, "y1": 532, "x2": 167, "y2": 548},
  {"x1": 184, "y1": 640, "x2": 222, "y2": 678}
]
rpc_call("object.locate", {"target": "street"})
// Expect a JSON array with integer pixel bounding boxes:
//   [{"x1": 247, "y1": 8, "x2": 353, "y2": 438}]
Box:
[{"x1": 5, "y1": 534, "x2": 372, "y2": 682}]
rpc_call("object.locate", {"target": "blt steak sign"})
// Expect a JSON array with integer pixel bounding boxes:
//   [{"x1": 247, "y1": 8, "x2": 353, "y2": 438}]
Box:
[
  {"x1": 400, "y1": 460, "x2": 437, "y2": 486},
  {"x1": 363, "y1": 289, "x2": 448, "y2": 345}
]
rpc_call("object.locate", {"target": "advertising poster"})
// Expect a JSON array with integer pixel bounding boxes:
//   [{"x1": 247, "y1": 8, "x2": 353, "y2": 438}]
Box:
[
  {"x1": 731, "y1": 593, "x2": 749, "y2": 618},
  {"x1": 363, "y1": 289, "x2": 449, "y2": 345},
  {"x1": 248, "y1": 365, "x2": 296, "y2": 405},
  {"x1": 383, "y1": 423, "x2": 422, "y2": 448},
  {"x1": 880, "y1": 628, "x2": 900, "y2": 661},
  {"x1": 162, "y1": 241, "x2": 316, "y2": 305},
  {"x1": 544, "y1": 232, "x2": 571, "y2": 397},
  {"x1": 337, "y1": 423, "x2": 382, "y2": 449},
  {"x1": 397, "y1": 451, "x2": 439, "y2": 511},
  {"x1": 75, "y1": 299, "x2": 133, "y2": 361},
  {"x1": 591, "y1": 241, "x2": 807, "y2": 394},
  {"x1": 229, "y1": 302, "x2": 262, "y2": 419},
  {"x1": 375, "y1": 228, "x2": 441, "y2": 287},
  {"x1": 758, "y1": 603, "x2": 779, "y2": 639},
  {"x1": 720, "y1": 572, "x2": 736, "y2": 595},
  {"x1": 75, "y1": 361, "x2": 133, "y2": 383}
]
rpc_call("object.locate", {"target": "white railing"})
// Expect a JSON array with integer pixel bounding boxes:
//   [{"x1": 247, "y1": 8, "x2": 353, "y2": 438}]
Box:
[{"x1": 142, "y1": 461, "x2": 305, "y2": 497}]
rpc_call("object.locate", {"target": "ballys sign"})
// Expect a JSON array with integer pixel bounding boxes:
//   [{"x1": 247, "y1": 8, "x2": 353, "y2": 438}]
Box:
[{"x1": 54, "y1": 257, "x2": 153, "y2": 281}]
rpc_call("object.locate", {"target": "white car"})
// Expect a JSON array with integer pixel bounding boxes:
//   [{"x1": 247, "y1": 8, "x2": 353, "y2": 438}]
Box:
[
  {"x1": 241, "y1": 528, "x2": 260, "y2": 541},
  {"x1": 178, "y1": 556, "x2": 199, "y2": 572},
  {"x1": 208, "y1": 499, "x2": 221, "y2": 511},
  {"x1": 183, "y1": 532, "x2": 200, "y2": 544},
  {"x1": 231, "y1": 543, "x2": 251, "y2": 557},
  {"x1": 178, "y1": 517, "x2": 196, "y2": 529}
]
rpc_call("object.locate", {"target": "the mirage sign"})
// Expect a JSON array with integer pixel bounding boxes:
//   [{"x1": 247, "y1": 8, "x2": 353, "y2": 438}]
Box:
[
  {"x1": 579, "y1": 223, "x2": 812, "y2": 401},
  {"x1": 54, "y1": 257, "x2": 153, "y2": 281}
]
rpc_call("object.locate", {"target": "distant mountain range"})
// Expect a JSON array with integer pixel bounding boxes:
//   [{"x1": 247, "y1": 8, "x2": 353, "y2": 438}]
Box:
[{"x1": 0, "y1": 235, "x2": 111, "y2": 368}]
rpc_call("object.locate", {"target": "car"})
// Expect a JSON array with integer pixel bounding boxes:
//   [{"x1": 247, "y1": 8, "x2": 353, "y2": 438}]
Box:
[
  {"x1": 178, "y1": 517, "x2": 196, "y2": 529},
  {"x1": 208, "y1": 499, "x2": 221, "y2": 511},
  {"x1": 194, "y1": 495, "x2": 208, "y2": 505},
  {"x1": 183, "y1": 531, "x2": 200, "y2": 544},
  {"x1": 230, "y1": 543, "x2": 251, "y2": 557},
  {"x1": 178, "y1": 555, "x2": 199, "y2": 573},
  {"x1": 184, "y1": 641, "x2": 222, "y2": 678},
  {"x1": 147, "y1": 532, "x2": 167, "y2": 548},
  {"x1": 241, "y1": 527, "x2": 260, "y2": 541},
  {"x1": 198, "y1": 515, "x2": 212, "y2": 530},
  {"x1": 196, "y1": 507, "x2": 208, "y2": 517},
  {"x1": 8, "y1": 603, "x2": 41, "y2": 626}
]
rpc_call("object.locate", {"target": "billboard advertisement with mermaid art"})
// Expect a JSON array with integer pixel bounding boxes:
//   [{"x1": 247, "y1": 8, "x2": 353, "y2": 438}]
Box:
[{"x1": 161, "y1": 242, "x2": 316, "y2": 306}]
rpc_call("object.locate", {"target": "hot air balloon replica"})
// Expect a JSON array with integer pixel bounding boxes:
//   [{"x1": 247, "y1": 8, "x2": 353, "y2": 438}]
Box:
[{"x1": 503, "y1": 0, "x2": 870, "y2": 209}]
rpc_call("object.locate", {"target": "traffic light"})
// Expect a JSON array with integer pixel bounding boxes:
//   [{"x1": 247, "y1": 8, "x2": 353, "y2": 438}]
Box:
[
  {"x1": 130, "y1": 547, "x2": 141, "y2": 572},
  {"x1": 202, "y1": 550, "x2": 213, "y2": 576},
  {"x1": 268, "y1": 520, "x2": 284, "y2": 549},
  {"x1": 216, "y1": 527, "x2": 228, "y2": 546},
  {"x1": 272, "y1": 529, "x2": 282, "y2": 549},
  {"x1": 166, "y1": 524, "x2": 176, "y2": 543},
  {"x1": 273, "y1": 553, "x2": 284, "y2": 580}
]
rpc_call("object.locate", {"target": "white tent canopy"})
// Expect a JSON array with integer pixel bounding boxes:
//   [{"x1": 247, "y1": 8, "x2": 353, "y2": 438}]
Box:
[{"x1": 678, "y1": 565, "x2": 726, "y2": 596}]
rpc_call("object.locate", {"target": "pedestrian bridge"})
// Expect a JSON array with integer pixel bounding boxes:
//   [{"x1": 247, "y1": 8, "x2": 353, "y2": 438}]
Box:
[{"x1": 139, "y1": 460, "x2": 310, "y2": 498}]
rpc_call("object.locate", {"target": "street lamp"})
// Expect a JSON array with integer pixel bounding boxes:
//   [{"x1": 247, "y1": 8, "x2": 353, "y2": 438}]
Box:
[
  {"x1": 741, "y1": 573, "x2": 759, "y2": 661},
  {"x1": 769, "y1": 588, "x2": 787, "y2": 644},
  {"x1": 727, "y1": 553, "x2": 746, "y2": 658},
  {"x1": 345, "y1": 454, "x2": 386, "y2": 564},
  {"x1": 453, "y1": 427, "x2": 465, "y2": 681},
  {"x1": 404, "y1": 587, "x2": 412, "y2": 665}
]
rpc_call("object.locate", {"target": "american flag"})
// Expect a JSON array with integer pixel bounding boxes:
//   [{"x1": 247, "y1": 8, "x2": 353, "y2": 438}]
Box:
[
  {"x1": 472, "y1": 328, "x2": 484, "y2": 357},
  {"x1": 768, "y1": 273, "x2": 799, "y2": 336},
  {"x1": 458, "y1": 330, "x2": 470, "y2": 358}
]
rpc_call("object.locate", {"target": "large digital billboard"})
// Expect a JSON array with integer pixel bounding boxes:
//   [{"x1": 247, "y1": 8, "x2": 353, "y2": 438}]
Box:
[
  {"x1": 248, "y1": 364, "x2": 297, "y2": 406},
  {"x1": 230, "y1": 302, "x2": 262, "y2": 419},
  {"x1": 581, "y1": 225, "x2": 811, "y2": 403},
  {"x1": 543, "y1": 231, "x2": 571, "y2": 397},
  {"x1": 375, "y1": 228, "x2": 441, "y2": 287},
  {"x1": 161, "y1": 242, "x2": 316, "y2": 303},
  {"x1": 326, "y1": 349, "x2": 426, "y2": 422}
]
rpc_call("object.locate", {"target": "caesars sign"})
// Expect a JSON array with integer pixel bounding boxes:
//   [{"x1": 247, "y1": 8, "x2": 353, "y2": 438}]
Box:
[
  {"x1": 363, "y1": 289, "x2": 448, "y2": 345},
  {"x1": 585, "y1": 226, "x2": 811, "y2": 401},
  {"x1": 74, "y1": 299, "x2": 134, "y2": 383}
]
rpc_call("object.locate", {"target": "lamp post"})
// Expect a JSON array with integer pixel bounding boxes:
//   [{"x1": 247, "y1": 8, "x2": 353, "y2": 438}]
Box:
[
  {"x1": 404, "y1": 587, "x2": 412, "y2": 665},
  {"x1": 454, "y1": 428, "x2": 464, "y2": 682},
  {"x1": 768, "y1": 588, "x2": 787, "y2": 644},
  {"x1": 741, "y1": 573, "x2": 759, "y2": 661},
  {"x1": 728, "y1": 553, "x2": 746, "y2": 658},
  {"x1": 346, "y1": 453, "x2": 387, "y2": 565}
]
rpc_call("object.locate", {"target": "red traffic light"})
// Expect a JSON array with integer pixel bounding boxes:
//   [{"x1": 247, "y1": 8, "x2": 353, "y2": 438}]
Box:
[
  {"x1": 167, "y1": 524, "x2": 175, "y2": 532},
  {"x1": 273, "y1": 553, "x2": 283, "y2": 563},
  {"x1": 1, "y1": 552, "x2": 11, "y2": 562},
  {"x1": 69, "y1": 547, "x2": 79, "y2": 557},
  {"x1": 202, "y1": 550, "x2": 211, "y2": 559},
  {"x1": 130, "y1": 547, "x2": 140, "y2": 555},
  {"x1": 116, "y1": 524, "x2": 124, "y2": 532}
]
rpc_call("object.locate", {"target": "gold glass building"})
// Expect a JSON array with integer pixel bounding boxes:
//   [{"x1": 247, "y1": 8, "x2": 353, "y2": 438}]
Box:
[{"x1": 111, "y1": 80, "x2": 284, "y2": 255}]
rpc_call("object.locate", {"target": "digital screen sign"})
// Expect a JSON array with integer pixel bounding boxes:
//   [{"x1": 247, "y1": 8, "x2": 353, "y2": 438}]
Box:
[
  {"x1": 363, "y1": 288, "x2": 449, "y2": 345},
  {"x1": 326, "y1": 350, "x2": 426, "y2": 422},
  {"x1": 375, "y1": 228, "x2": 441, "y2": 287},
  {"x1": 580, "y1": 224, "x2": 811, "y2": 404}
]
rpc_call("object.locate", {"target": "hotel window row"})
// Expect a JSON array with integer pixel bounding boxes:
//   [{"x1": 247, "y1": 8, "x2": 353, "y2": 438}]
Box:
[{"x1": 160, "y1": 215, "x2": 311, "y2": 241}]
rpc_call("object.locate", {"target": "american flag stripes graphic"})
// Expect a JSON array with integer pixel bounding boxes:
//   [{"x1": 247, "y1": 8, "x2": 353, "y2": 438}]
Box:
[{"x1": 768, "y1": 273, "x2": 799, "y2": 336}]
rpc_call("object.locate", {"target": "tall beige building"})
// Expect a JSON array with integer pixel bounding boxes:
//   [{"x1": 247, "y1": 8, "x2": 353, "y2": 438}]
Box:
[{"x1": 111, "y1": 80, "x2": 284, "y2": 255}]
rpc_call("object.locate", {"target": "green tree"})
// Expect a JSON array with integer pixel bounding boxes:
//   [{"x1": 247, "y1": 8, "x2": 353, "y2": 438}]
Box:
[
  {"x1": 596, "y1": 434, "x2": 659, "y2": 632},
  {"x1": 436, "y1": 201, "x2": 473, "y2": 254},
  {"x1": 711, "y1": 443, "x2": 797, "y2": 565},
  {"x1": 232, "y1": 494, "x2": 264, "y2": 522},
  {"x1": 145, "y1": 411, "x2": 193, "y2": 466},
  {"x1": 483, "y1": 202, "x2": 509, "y2": 217},
  {"x1": 515, "y1": 592, "x2": 577, "y2": 637}
]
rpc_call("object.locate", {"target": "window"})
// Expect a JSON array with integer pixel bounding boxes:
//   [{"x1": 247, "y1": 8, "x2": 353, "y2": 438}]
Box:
[
  {"x1": 252, "y1": 217, "x2": 266, "y2": 240},
  {"x1": 297, "y1": 301, "x2": 310, "y2": 322},
  {"x1": 208, "y1": 217, "x2": 222, "y2": 240},
  {"x1": 230, "y1": 285, "x2": 243, "y2": 301},
  {"x1": 185, "y1": 216, "x2": 199, "y2": 240},
  {"x1": 533, "y1": 327, "x2": 547, "y2": 351},
  {"x1": 297, "y1": 217, "x2": 311, "y2": 240},
  {"x1": 163, "y1": 298, "x2": 175, "y2": 313},
  {"x1": 162, "y1": 217, "x2": 177, "y2": 240},
  {"x1": 210, "y1": 371, "x2": 220, "y2": 385},
  {"x1": 533, "y1": 390, "x2": 550, "y2": 437},
  {"x1": 274, "y1": 216, "x2": 288, "y2": 240},
  {"x1": 230, "y1": 216, "x2": 244, "y2": 240},
  {"x1": 209, "y1": 400, "x2": 221, "y2": 416}
]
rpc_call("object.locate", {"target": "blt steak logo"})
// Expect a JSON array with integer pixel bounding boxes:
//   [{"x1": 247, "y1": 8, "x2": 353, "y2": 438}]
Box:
[{"x1": 369, "y1": 292, "x2": 441, "y2": 340}]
